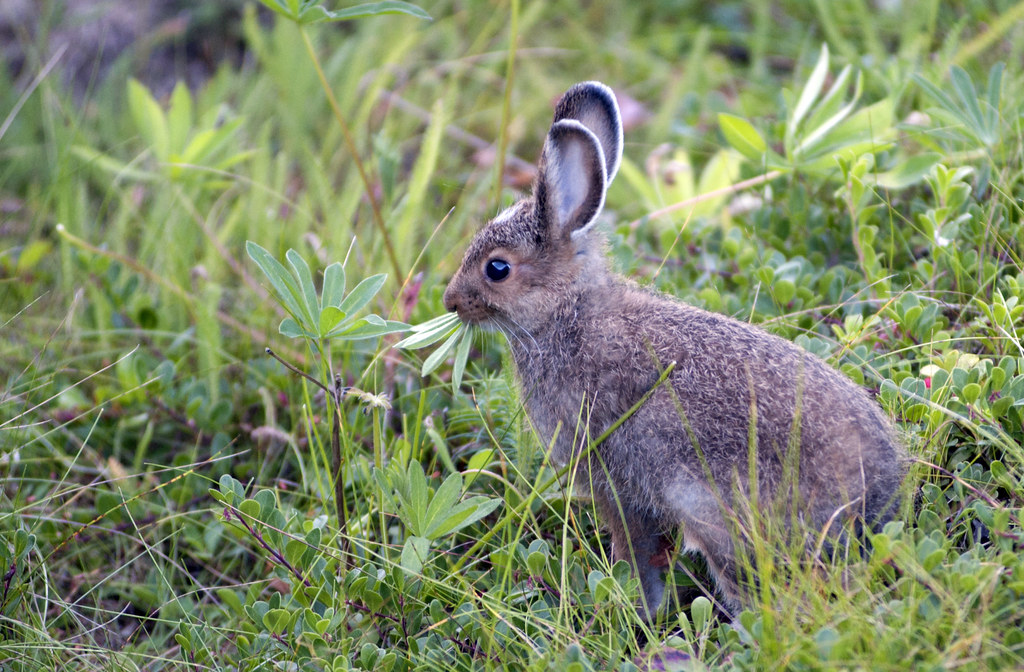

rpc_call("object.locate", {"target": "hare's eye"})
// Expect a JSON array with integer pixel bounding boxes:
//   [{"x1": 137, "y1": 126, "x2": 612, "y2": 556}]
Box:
[{"x1": 485, "y1": 259, "x2": 511, "y2": 282}]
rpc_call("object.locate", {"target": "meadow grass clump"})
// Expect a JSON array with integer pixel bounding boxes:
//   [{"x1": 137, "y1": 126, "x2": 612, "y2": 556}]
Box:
[{"x1": 1, "y1": 1, "x2": 1023, "y2": 670}]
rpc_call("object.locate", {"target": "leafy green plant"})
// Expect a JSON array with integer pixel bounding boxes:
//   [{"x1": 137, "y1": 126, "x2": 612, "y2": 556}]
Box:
[
  {"x1": 249, "y1": 0, "x2": 431, "y2": 283},
  {"x1": 376, "y1": 457, "x2": 501, "y2": 574},
  {"x1": 917, "y1": 163, "x2": 974, "y2": 252},
  {"x1": 394, "y1": 312, "x2": 472, "y2": 392},
  {"x1": 6, "y1": 1, "x2": 1024, "y2": 670},
  {"x1": 208, "y1": 474, "x2": 350, "y2": 669},
  {"x1": 246, "y1": 241, "x2": 405, "y2": 562},
  {"x1": 206, "y1": 457, "x2": 504, "y2": 669},
  {"x1": 719, "y1": 44, "x2": 901, "y2": 179},
  {"x1": 246, "y1": 242, "x2": 405, "y2": 348},
  {"x1": 257, "y1": 0, "x2": 429, "y2": 24},
  {"x1": 74, "y1": 79, "x2": 251, "y2": 185},
  {"x1": 913, "y1": 62, "x2": 1005, "y2": 151},
  {"x1": 834, "y1": 152, "x2": 890, "y2": 292}
]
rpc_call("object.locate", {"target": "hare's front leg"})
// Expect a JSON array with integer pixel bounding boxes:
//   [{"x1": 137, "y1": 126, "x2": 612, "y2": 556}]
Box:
[{"x1": 596, "y1": 494, "x2": 671, "y2": 618}]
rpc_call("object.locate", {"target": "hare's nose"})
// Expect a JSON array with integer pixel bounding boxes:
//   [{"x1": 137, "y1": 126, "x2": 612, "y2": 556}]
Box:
[{"x1": 442, "y1": 285, "x2": 458, "y2": 314}]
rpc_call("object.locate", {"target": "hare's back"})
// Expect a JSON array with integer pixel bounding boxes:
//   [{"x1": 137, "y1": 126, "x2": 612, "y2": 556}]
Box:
[{"x1": 615, "y1": 291, "x2": 901, "y2": 515}]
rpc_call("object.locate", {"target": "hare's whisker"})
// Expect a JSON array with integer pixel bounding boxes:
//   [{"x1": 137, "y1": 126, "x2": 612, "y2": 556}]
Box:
[
  {"x1": 497, "y1": 317, "x2": 538, "y2": 366},
  {"x1": 495, "y1": 319, "x2": 529, "y2": 357}
]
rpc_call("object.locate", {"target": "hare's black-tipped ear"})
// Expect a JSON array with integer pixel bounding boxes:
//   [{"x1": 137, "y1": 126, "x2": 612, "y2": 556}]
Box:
[
  {"x1": 535, "y1": 120, "x2": 606, "y2": 240},
  {"x1": 553, "y1": 81, "x2": 622, "y2": 184}
]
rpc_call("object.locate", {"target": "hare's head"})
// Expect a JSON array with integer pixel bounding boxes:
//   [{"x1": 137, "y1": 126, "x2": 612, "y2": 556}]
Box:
[{"x1": 443, "y1": 82, "x2": 622, "y2": 333}]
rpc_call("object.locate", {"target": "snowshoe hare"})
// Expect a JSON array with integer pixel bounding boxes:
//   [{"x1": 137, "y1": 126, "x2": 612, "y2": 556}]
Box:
[{"x1": 443, "y1": 81, "x2": 905, "y2": 616}]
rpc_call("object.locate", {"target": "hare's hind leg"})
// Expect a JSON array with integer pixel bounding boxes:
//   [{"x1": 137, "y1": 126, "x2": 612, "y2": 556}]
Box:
[
  {"x1": 668, "y1": 493, "x2": 745, "y2": 614},
  {"x1": 596, "y1": 495, "x2": 668, "y2": 619}
]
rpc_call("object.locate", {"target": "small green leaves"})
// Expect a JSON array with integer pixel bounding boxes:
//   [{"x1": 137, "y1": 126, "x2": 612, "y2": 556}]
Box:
[
  {"x1": 245, "y1": 242, "x2": 406, "y2": 343},
  {"x1": 381, "y1": 460, "x2": 501, "y2": 542},
  {"x1": 718, "y1": 113, "x2": 767, "y2": 161},
  {"x1": 322, "y1": 262, "x2": 346, "y2": 309},
  {"x1": 690, "y1": 596, "x2": 713, "y2": 631},
  {"x1": 338, "y1": 274, "x2": 388, "y2": 319},
  {"x1": 720, "y1": 43, "x2": 898, "y2": 182},
  {"x1": 175, "y1": 623, "x2": 213, "y2": 665},
  {"x1": 256, "y1": 0, "x2": 430, "y2": 24},
  {"x1": 401, "y1": 535, "x2": 430, "y2": 575},
  {"x1": 916, "y1": 164, "x2": 975, "y2": 249},
  {"x1": 210, "y1": 474, "x2": 246, "y2": 507},
  {"x1": 128, "y1": 78, "x2": 170, "y2": 162},
  {"x1": 395, "y1": 312, "x2": 472, "y2": 391},
  {"x1": 77, "y1": 78, "x2": 250, "y2": 185},
  {"x1": 587, "y1": 570, "x2": 619, "y2": 603},
  {"x1": 319, "y1": 306, "x2": 347, "y2": 335},
  {"x1": 913, "y1": 62, "x2": 1004, "y2": 148},
  {"x1": 263, "y1": 608, "x2": 293, "y2": 634}
]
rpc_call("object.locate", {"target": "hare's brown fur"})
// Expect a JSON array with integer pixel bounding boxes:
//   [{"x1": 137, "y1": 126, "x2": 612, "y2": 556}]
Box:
[{"x1": 444, "y1": 82, "x2": 905, "y2": 616}]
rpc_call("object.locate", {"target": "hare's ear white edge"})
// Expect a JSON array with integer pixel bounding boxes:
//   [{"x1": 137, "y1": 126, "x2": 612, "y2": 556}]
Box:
[
  {"x1": 577, "y1": 81, "x2": 623, "y2": 183},
  {"x1": 541, "y1": 119, "x2": 607, "y2": 239},
  {"x1": 555, "y1": 81, "x2": 623, "y2": 185}
]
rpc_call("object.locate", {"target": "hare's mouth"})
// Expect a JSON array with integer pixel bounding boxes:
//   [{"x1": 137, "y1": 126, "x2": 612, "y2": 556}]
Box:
[
  {"x1": 453, "y1": 311, "x2": 496, "y2": 330},
  {"x1": 448, "y1": 301, "x2": 499, "y2": 328}
]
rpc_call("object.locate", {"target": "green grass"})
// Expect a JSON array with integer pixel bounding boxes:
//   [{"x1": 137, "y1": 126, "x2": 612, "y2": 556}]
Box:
[{"x1": 2, "y1": 1, "x2": 1023, "y2": 670}]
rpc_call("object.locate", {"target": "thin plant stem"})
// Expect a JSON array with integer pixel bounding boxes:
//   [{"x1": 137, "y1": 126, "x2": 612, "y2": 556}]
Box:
[
  {"x1": 372, "y1": 405, "x2": 387, "y2": 561},
  {"x1": 332, "y1": 374, "x2": 352, "y2": 568},
  {"x1": 954, "y1": 0, "x2": 1024, "y2": 66},
  {"x1": 298, "y1": 27, "x2": 403, "y2": 284},
  {"x1": 58, "y1": 225, "x2": 306, "y2": 363},
  {"x1": 0, "y1": 45, "x2": 66, "y2": 142},
  {"x1": 627, "y1": 170, "x2": 784, "y2": 229},
  {"x1": 266, "y1": 348, "x2": 328, "y2": 394},
  {"x1": 491, "y1": 0, "x2": 520, "y2": 206},
  {"x1": 266, "y1": 347, "x2": 353, "y2": 564}
]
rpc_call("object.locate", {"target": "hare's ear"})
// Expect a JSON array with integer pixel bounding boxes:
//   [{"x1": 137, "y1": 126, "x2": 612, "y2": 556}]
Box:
[
  {"x1": 535, "y1": 120, "x2": 606, "y2": 240},
  {"x1": 553, "y1": 81, "x2": 622, "y2": 184}
]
